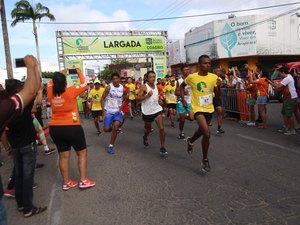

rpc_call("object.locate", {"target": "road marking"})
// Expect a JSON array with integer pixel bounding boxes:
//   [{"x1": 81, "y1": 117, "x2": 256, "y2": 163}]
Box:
[
  {"x1": 47, "y1": 160, "x2": 63, "y2": 225},
  {"x1": 236, "y1": 134, "x2": 300, "y2": 155}
]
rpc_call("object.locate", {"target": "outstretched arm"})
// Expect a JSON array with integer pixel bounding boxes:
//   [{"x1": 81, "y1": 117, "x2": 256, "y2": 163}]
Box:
[{"x1": 18, "y1": 55, "x2": 41, "y2": 108}]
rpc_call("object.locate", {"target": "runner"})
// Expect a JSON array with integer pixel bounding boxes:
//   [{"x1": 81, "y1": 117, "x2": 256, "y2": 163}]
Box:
[
  {"x1": 163, "y1": 78, "x2": 177, "y2": 127},
  {"x1": 136, "y1": 71, "x2": 167, "y2": 157},
  {"x1": 125, "y1": 77, "x2": 136, "y2": 119},
  {"x1": 213, "y1": 68, "x2": 225, "y2": 134},
  {"x1": 181, "y1": 55, "x2": 221, "y2": 173},
  {"x1": 101, "y1": 73, "x2": 125, "y2": 154},
  {"x1": 175, "y1": 64, "x2": 193, "y2": 139},
  {"x1": 88, "y1": 79, "x2": 105, "y2": 135}
]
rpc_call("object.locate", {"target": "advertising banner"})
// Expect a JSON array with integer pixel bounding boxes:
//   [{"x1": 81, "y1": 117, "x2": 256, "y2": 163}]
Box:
[
  {"x1": 153, "y1": 56, "x2": 167, "y2": 79},
  {"x1": 62, "y1": 36, "x2": 165, "y2": 54},
  {"x1": 215, "y1": 15, "x2": 257, "y2": 58},
  {"x1": 64, "y1": 59, "x2": 84, "y2": 112}
]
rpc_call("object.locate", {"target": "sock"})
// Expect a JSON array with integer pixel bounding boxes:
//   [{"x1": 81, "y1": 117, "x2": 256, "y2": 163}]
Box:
[
  {"x1": 109, "y1": 144, "x2": 113, "y2": 147},
  {"x1": 44, "y1": 145, "x2": 49, "y2": 151}
]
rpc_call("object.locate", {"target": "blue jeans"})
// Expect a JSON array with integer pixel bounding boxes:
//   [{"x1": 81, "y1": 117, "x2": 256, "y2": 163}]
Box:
[
  {"x1": 0, "y1": 198, "x2": 7, "y2": 225},
  {"x1": 13, "y1": 142, "x2": 37, "y2": 214}
]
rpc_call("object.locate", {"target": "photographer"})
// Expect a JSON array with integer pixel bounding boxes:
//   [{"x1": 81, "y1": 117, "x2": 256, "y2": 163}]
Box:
[{"x1": 267, "y1": 67, "x2": 298, "y2": 135}]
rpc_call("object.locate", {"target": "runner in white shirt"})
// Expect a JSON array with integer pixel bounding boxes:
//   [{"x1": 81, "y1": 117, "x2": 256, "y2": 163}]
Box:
[
  {"x1": 101, "y1": 73, "x2": 126, "y2": 154},
  {"x1": 136, "y1": 71, "x2": 167, "y2": 157}
]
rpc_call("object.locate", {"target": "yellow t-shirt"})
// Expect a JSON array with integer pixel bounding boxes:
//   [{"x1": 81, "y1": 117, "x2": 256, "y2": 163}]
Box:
[
  {"x1": 88, "y1": 88, "x2": 105, "y2": 111},
  {"x1": 163, "y1": 84, "x2": 177, "y2": 104},
  {"x1": 184, "y1": 72, "x2": 218, "y2": 113},
  {"x1": 125, "y1": 83, "x2": 136, "y2": 100}
]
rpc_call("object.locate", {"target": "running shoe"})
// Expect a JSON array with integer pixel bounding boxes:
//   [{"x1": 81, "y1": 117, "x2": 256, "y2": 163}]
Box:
[
  {"x1": 97, "y1": 131, "x2": 101, "y2": 136},
  {"x1": 44, "y1": 148, "x2": 56, "y2": 156},
  {"x1": 79, "y1": 178, "x2": 96, "y2": 189},
  {"x1": 107, "y1": 146, "x2": 114, "y2": 154},
  {"x1": 62, "y1": 180, "x2": 78, "y2": 191},
  {"x1": 33, "y1": 183, "x2": 38, "y2": 189},
  {"x1": 186, "y1": 137, "x2": 193, "y2": 155},
  {"x1": 201, "y1": 159, "x2": 211, "y2": 173},
  {"x1": 283, "y1": 129, "x2": 296, "y2": 135},
  {"x1": 159, "y1": 147, "x2": 168, "y2": 157},
  {"x1": 4, "y1": 188, "x2": 15, "y2": 198},
  {"x1": 143, "y1": 135, "x2": 149, "y2": 146},
  {"x1": 246, "y1": 121, "x2": 256, "y2": 126},
  {"x1": 216, "y1": 128, "x2": 225, "y2": 134},
  {"x1": 178, "y1": 133, "x2": 185, "y2": 139},
  {"x1": 278, "y1": 127, "x2": 288, "y2": 133}
]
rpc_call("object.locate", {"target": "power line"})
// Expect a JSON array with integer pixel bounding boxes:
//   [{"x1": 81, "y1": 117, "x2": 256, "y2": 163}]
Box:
[
  {"x1": 3, "y1": 2, "x2": 300, "y2": 25},
  {"x1": 185, "y1": 6, "x2": 300, "y2": 47}
]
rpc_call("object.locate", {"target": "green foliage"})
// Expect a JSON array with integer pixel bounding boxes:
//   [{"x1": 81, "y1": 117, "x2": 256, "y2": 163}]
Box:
[
  {"x1": 100, "y1": 59, "x2": 130, "y2": 82},
  {"x1": 41, "y1": 71, "x2": 54, "y2": 78},
  {"x1": 11, "y1": 0, "x2": 55, "y2": 27}
]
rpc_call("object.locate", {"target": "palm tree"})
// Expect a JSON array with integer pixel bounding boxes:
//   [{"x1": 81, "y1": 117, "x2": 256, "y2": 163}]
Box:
[
  {"x1": 1, "y1": 0, "x2": 13, "y2": 79},
  {"x1": 11, "y1": 0, "x2": 55, "y2": 71}
]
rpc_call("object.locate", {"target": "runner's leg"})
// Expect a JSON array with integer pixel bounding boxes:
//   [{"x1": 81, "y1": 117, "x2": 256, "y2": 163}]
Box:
[
  {"x1": 194, "y1": 114, "x2": 211, "y2": 160},
  {"x1": 76, "y1": 149, "x2": 87, "y2": 181},
  {"x1": 109, "y1": 121, "x2": 121, "y2": 145},
  {"x1": 155, "y1": 114, "x2": 165, "y2": 148},
  {"x1": 59, "y1": 151, "x2": 71, "y2": 184}
]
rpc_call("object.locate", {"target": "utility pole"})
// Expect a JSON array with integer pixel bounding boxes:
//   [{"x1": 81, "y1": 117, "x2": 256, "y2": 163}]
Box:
[{"x1": 0, "y1": 0, "x2": 14, "y2": 79}]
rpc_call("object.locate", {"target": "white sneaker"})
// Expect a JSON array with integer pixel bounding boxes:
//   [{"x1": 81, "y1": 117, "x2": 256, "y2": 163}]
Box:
[{"x1": 246, "y1": 121, "x2": 255, "y2": 126}]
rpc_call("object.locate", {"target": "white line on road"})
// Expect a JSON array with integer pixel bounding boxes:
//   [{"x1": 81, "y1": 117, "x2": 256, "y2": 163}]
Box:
[{"x1": 236, "y1": 134, "x2": 300, "y2": 155}]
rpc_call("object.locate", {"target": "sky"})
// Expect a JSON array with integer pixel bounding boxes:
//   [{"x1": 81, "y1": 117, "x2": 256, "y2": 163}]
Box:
[{"x1": 0, "y1": 0, "x2": 299, "y2": 74}]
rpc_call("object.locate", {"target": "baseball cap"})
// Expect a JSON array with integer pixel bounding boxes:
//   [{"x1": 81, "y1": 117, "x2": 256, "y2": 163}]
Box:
[{"x1": 94, "y1": 79, "x2": 100, "y2": 84}]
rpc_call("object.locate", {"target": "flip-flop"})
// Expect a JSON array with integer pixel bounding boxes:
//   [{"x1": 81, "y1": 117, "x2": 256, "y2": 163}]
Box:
[{"x1": 24, "y1": 206, "x2": 47, "y2": 218}]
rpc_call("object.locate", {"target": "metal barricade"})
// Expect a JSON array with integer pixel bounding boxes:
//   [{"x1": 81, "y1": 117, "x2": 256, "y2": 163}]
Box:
[{"x1": 221, "y1": 88, "x2": 251, "y2": 120}]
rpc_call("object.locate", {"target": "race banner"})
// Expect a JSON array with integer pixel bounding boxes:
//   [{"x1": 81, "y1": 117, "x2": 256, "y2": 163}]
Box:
[
  {"x1": 62, "y1": 36, "x2": 165, "y2": 54},
  {"x1": 153, "y1": 56, "x2": 167, "y2": 79}
]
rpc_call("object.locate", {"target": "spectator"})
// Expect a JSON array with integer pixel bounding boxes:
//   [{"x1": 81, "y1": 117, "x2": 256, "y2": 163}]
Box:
[
  {"x1": 268, "y1": 67, "x2": 298, "y2": 135},
  {"x1": 47, "y1": 69, "x2": 95, "y2": 191},
  {"x1": 247, "y1": 65, "x2": 269, "y2": 129}
]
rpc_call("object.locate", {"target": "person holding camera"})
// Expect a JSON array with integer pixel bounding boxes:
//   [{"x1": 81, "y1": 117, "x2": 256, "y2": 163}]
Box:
[
  {"x1": 47, "y1": 69, "x2": 96, "y2": 191},
  {"x1": 247, "y1": 64, "x2": 269, "y2": 129},
  {"x1": 267, "y1": 67, "x2": 298, "y2": 135}
]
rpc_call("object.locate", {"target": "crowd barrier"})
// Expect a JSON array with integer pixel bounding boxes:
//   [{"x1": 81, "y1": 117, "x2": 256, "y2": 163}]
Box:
[{"x1": 221, "y1": 88, "x2": 252, "y2": 120}]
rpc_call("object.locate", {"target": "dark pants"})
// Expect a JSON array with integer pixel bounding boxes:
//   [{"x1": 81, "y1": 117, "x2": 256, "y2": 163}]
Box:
[
  {"x1": 13, "y1": 142, "x2": 37, "y2": 214},
  {"x1": 7, "y1": 167, "x2": 15, "y2": 190}
]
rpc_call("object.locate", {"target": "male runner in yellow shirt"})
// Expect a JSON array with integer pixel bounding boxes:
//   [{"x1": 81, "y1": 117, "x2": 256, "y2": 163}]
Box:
[
  {"x1": 180, "y1": 55, "x2": 221, "y2": 173},
  {"x1": 125, "y1": 77, "x2": 136, "y2": 119},
  {"x1": 163, "y1": 78, "x2": 177, "y2": 127},
  {"x1": 89, "y1": 79, "x2": 105, "y2": 135}
]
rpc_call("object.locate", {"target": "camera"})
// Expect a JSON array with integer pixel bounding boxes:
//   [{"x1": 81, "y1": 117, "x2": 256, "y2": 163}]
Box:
[
  {"x1": 15, "y1": 58, "x2": 25, "y2": 68},
  {"x1": 68, "y1": 69, "x2": 77, "y2": 74}
]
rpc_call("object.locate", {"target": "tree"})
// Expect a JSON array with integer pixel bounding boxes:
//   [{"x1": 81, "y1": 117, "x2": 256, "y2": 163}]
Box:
[
  {"x1": 100, "y1": 59, "x2": 130, "y2": 82},
  {"x1": 0, "y1": 0, "x2": 13, "y2": 79},
  {"x1": 11, "y1": 0, "x2": 55, "y2": 72},
  {"x1": 41, "y1": 71, "x2": 54, "y2": 78}
]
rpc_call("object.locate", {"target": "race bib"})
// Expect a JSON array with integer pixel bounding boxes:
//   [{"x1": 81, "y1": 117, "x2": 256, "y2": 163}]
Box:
[
  {"x1": 107, "y1": 99, "x2": 118, "y2": 108},
  {"x1": 199, "y1": 94, "x2": 213, "y2": 106},
  {"x1": 170, "y1": 94, "x2": 176, "y2": 101}
]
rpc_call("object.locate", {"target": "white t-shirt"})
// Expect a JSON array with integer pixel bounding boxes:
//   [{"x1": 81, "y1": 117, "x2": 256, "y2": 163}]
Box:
[{"x1": 280, "y1": 74, "x2": 298, "y2": 99}]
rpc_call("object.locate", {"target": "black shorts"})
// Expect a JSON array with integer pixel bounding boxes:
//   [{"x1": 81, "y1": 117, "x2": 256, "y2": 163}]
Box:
[
  {"x1": 194, "y1": 112, "x2": 213, "y2": 123},
  {"x1": 213, "y1": 98, "x2": 222, "y2": 108},
  {"x1": 91, "y1": 110, "x2": 102, "y2": 118},
  {"x1": 167, "y1": 103, "x2": 177, "y2": 110},
  {"x1": 142, "y1": 111, "x2": 162, "y2": 123},
  {"x1": 50, "y1": 125, "x2": 87, "y2": 152}
]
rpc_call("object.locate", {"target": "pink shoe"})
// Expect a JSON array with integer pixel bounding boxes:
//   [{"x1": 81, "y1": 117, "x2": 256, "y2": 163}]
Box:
[
  {"x1": 4, "y1": 188, "x2": 15, "y2": 198},
  {"x1": 62, "y1": 180, "x2": 78, "y2": 191},
  {"x1": 79, "y1": 178, "x2": 96, "y2": 189}
]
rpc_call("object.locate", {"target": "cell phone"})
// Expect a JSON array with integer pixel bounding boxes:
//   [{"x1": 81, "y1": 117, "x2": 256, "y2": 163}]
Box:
[
  {"x1": 15, "y1": 58, "x2": 25, "y2": 67},
  {"x1": 68, "y1": 69, "x2": 77, "y2": 74}
]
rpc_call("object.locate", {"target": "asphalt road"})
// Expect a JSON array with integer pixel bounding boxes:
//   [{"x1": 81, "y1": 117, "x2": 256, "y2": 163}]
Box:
[{"x1": 1, "y1": 102, "x2": 300, "y2": 225}]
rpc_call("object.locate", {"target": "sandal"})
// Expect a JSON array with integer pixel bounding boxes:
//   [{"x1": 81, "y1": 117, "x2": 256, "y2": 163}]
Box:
[
  {"x1": 24, "y1": 206, "x2": 47, "y2": 218},
  {"x1": 143, "y1": 135, "x2": 149, "y2": 146}
]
